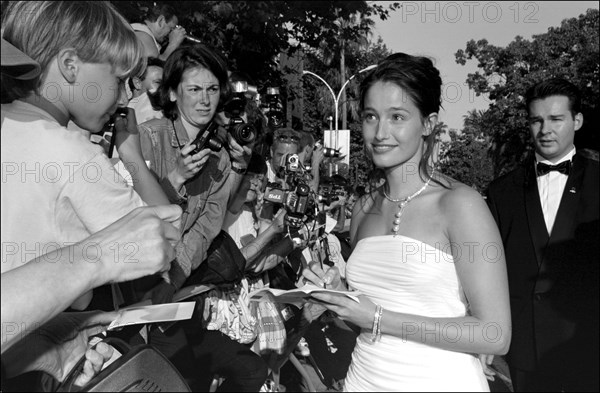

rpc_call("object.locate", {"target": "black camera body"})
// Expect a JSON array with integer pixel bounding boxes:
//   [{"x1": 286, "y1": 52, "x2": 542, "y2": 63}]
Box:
[
  {"x1": 284, "y1": 153, "x2": 301, "y2": 173},
  {"x1": 190, "y1": 121, "x2": 224, "y2": 155},
  {"x1": 264, "y1": 182, "x2": 311, "y2": 215},
  {"x1": 224, "y1": 84, "x2": 257, "y2": 146},
  {"x1": 317, "y1": 184, "x2": 347, "y2": 206},
  {"x1": 263, "y1": 154, "x2": 316, "y2": 229},
  {"x1": 227, "y1": 117, "x2": 256, "y2": 146},
  {"x1": 265, "y1": 87, "x2": 285, "y2": 130},
  {"x1": 225, "y1": 91, "x2": 247, "y2": 116}
]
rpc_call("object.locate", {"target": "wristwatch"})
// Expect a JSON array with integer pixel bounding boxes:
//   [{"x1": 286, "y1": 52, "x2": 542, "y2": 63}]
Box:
[{"x1": 231, "y1": 162, "x2": 247, "y2": 174}]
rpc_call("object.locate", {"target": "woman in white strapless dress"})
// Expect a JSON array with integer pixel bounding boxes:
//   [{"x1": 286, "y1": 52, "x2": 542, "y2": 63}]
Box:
[{"x1": 303, "y1": 53, "x2": 511, "y2": 392}]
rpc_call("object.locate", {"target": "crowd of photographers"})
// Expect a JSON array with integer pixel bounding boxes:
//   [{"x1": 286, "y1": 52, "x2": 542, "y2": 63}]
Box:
[{"x1": 1, "y1": 2, "x2": 363, "y2": 391}]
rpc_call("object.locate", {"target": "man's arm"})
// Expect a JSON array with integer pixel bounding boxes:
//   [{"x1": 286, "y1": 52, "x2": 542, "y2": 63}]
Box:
[{"x1": 159, "y1": 27, "x2": 186, "y2": 61}]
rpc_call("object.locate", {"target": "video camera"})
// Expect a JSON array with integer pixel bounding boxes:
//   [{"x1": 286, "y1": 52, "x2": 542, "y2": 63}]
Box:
[
  {"x1": 263, "y1": 154, "x2": 316, "y2": 229},
  {"x1": 223, "y1": 81, "x2": 257, "y2": 146},
  {"x1": 264, "y1": 87, "x2": 285, "y2": 130}
]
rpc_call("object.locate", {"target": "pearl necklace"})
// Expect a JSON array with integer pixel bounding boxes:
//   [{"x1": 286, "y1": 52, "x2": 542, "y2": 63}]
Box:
[{"x1": 383, "y1": 169, "x2": 435, "y2": 236}]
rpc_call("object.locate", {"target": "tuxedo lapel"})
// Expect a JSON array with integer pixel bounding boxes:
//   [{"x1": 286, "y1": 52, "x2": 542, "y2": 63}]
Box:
[{"x1": 523, "y1": 162, "x2": 549, "y2": 266}]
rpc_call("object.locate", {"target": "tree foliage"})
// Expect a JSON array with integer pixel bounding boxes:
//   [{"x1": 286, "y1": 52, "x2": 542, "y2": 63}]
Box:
[
  {"x1": 113, "y1": 1, "x2": 399, "y2": 89},
  {"x1": 438, "y1": 112, "x2": 494, "y2": 193},
  {"x1": 112, "y1": 1, "x2": 403, "y2": 190},
  {"x1": 455, "y1": 8, "x2": 599, "y2": 177},
  {"x1": 112, "y1": 1, "x2": 400, "y2": 189}
]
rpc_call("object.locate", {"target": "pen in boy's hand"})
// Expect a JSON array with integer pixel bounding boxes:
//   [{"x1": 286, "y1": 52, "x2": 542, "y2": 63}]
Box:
[{"x1": 320, "y1": 260, "x2": 327, "y2": 289}]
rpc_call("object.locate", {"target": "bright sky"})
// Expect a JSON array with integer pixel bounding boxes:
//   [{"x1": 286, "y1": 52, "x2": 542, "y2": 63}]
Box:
[{"x1": 372, "y1": 1, "x2": 599, "y2": 131}]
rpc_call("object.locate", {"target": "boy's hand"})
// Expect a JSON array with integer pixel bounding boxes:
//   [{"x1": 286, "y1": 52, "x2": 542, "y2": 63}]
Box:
[
  {"x1": 113, "y1": 108, "x2": 143, "y2": 160},
  {"x1": 91, "y1": 205, "x2": 182, "y2": 284}
]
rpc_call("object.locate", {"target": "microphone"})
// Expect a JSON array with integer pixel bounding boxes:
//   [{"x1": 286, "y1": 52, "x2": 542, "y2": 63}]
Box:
[
  {"x1": 184, "y1": 35, "x2": 202, "y2": 43},
  {"x1": 176, "y1": 25, "x2": 201, "y2": 43}
]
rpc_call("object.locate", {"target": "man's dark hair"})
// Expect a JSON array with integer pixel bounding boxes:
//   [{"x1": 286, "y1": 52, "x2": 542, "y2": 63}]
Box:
[
  {"x1": 145, "y1": 4, "x2": 177, "y2": 23},
  {"x1": 525, "y1": 78, "x2": 582, "y2": 117},
  {"x1": 355, "y1": 185, "x2": 366, "y2": 197},
  {"x1": 272, "y1": 128, "x2": 300, "y2": 147}
]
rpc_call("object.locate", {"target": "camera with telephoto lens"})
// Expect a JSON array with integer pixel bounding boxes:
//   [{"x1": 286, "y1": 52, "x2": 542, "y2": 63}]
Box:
[
  {"x1": 224, "y1": 81, "x2": 257, "y2": 146},
  {"x1": 263, "y1": 154, "x2": 316, "y2": 229},
  {"x1": 314, "y1": 141, "x2": 342, "y2": 159},
  {"x1": 322, "y1": 147, "x2": 341, "y2": 158},
  {"x1": 265, "y1": 87, "x2": 285, "y2": 130},
  {"x1": 190, "y1": 121, "x2": 223, "y2": 155}
]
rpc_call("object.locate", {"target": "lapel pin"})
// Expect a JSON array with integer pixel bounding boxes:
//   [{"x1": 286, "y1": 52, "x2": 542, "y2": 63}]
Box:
[{"x1": 569, "y1": 187, "x2": 576, "y2": 194}]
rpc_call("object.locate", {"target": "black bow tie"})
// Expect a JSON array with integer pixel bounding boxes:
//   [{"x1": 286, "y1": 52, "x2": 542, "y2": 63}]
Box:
[{"x1": 537, "y1": 161, "x2": 571, "y2": 176}]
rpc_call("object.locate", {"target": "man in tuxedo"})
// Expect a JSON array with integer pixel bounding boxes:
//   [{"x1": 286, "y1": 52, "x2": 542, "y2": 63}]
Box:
[{"x1": 486, "y1": 78, "x2": 599, "y2": 391}]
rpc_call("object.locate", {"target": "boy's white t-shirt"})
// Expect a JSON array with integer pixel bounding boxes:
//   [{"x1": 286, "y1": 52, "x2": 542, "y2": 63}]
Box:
[
  {"x1": 128, "y1": 93, "x2": 163, "y2": 125},
  {"x1": 1, "y1": 100, "x2": 145, "y2": 273}
]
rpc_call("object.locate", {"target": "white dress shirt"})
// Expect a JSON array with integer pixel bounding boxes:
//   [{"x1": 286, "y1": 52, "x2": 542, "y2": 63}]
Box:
[{"x1": 536, "y1": 147, "x2": 576, "y2": 235}]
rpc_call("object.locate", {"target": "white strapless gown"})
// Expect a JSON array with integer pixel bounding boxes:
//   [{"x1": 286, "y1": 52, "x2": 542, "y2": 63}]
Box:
[{"x1": 344, "y1": 235, "x2": 489, "y2": 392}]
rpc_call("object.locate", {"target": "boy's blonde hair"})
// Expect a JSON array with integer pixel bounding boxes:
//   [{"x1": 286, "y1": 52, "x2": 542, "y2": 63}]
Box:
[{"x1": 2, "y1": 1, "x2": 145, "y2": 100}]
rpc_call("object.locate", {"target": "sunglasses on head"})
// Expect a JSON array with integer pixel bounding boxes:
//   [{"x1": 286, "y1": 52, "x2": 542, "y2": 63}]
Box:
[{"x1": 275, "y1": 133, "x2": 299, "y2": 143}]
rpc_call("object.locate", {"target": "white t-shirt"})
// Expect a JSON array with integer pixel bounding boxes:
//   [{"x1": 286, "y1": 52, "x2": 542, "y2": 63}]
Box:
[
  {"x1": 131, "y1": 22, "x2": 161, "y2": 53},
  {"x1": 128, "y1": 93, "x2": 163, "y2": 124},
  {"x1": 1, "y1": 101, "x2": 145, "y2": 274}
]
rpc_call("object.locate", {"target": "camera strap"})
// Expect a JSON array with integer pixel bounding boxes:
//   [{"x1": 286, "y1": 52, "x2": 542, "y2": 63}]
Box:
[{"x1": 172, "y1": 120, "x2": 187, "y2": 149}]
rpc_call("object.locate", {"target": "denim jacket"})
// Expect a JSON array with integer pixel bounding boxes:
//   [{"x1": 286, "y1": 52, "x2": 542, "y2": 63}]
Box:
[{"x1": 139, "y1": 117, "x2": 234, "y2": 290}]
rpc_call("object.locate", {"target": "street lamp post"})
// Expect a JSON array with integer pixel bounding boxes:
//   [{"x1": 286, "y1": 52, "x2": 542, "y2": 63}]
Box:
[{"x1": 302, "y1": 64, "x2": 377, "y2": 149}]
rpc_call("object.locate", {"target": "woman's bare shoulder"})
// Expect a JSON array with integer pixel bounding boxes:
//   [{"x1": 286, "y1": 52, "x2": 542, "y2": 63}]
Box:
[
  {"x1": 434, "y1": 174, "x2": 495, "y2": 239},
  {"x1": 436, "y1": 174, "x2": 483, "y2": 206}
]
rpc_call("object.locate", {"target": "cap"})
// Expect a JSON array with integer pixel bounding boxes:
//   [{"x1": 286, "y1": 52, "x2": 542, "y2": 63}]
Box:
[{"x1": 1, "y1": 38, "x2": 41, "y2": 80}]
